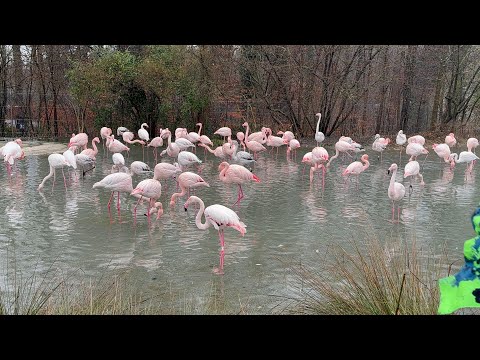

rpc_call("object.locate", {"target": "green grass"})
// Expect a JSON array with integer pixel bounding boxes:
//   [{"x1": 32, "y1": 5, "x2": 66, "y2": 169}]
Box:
[{"x1": 278, "y1": 235, "x2": 458, "y2": 315}]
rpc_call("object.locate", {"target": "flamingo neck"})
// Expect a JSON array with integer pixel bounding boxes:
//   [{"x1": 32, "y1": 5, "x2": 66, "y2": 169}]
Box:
[
  {"x1": 170, "y1": 185, "x2": 186, "y2": 205},
  {"x1": 389, "y1": 168, "x2": 397, "y2": 188},
  {"x1": 244, "y1": 124, "x2": 250, "y2": 142},
  {"x1": 92, "y1": 139, "x2": 98, "y2": 155},
  {"x1": 197, "y1": 123, "x2": 202, "y2": 136},
  {"x1": 362, "y1": 160, "x2": 370, "y2": 171},
  {"x1": 219, "y1": 164, "x2": 229, "y2": 180},
  {"x1": 316, "y1": 114, "x2": 321, "y2": 133},
  {"x1": 192, "y1": 199, "x2": 210, "y2": 230}
]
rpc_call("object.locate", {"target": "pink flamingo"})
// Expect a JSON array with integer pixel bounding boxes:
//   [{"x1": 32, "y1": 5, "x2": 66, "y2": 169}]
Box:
[
  {"x1": 387, "y1": 163, "x2": 406, "y2": 223},
  {"x1": 160, "y1": 129, "x2": 180, "y2": 159},
  {"x1": 131, "y1": 179, "x2": 163, "y2": 223},
  {"x1": 184, "y1": 195, "x2": 246, "y2": 275},
  {"x1": 266, "y1": 133, "x2": 285, "y2": 157},
  {"x1": 218, "y1": 161, "x2": 260, "y2": 206},
  {"x1": 122, "y1": 131, "x2": 146, "y2": 146},
  {"x1": 449, "y1": 152, "x2": 480, "y2": 178},
  {"x1": 372, "y1": 134, "x2": 391, "y2": 162},
  {"x1": 242, "y1": 122, "x2": 266, "y2": 159},
  {"x1": 100, "y1": 127, "x2": 112, "y2": 154},
  {"x1": 147, "y1": 130, "x2": 164, "y2": 164},
  {"x1": 175, "y1": 127, "x2": 188, "y2": 140},
  {"x1": 68, "y1": 133, "x2": 89, "y2": 151},
  {"x1": 197, "y1": 143, "x2": 227, "y2": 159},
  {"x1": 467, "y1": 137, "x2": 479, "y2": 153},
  {"x1": 248, "y1": 127, "x2": 268, "y2": 144},
  {"x1": 327, "y1": 140, "x2": 356, "y2": 168},
  {"x1": 3, "y1": 139, "x2": 24, "y2": 176},
  {"x1": 407, "y1": 135, "x2": 426, "y2": 145},
  {"x1": 107, "y1": 135, "x2": 130, "y2": 154},
  {"x1": 432, "y1": 143, "x2": 451, "y2": 164},
  {"x1": 406, "y1": 142, "x2": 428, "y2": 161},
  {"x1": 301, "y1": 151, "x2": 314, "y2": 177},
  {"x1": 80, "y1": 137, "x2": 100, "y2": 158},
  {"x1": 311, "y1": 146, "x2": 329, "y2": 186},
  {"x1": 153, "y1": 162, "x2": 182, "y2": 191},
  {"x1": 286, "y1": 139, "x2": 300, "y2": 160},
  {"x1": 93, "y1": 172, "x2": 134, "y2": 217},
  {"x1": 38, "y1": 153, "x2": 70, "y2": 192},
  {"x1": 170, "y1": 171, "x2": 210, "y2": 207},
  {"x1": 396, "y1": 130, "x2": 407, "y2": 165},
  {"x1": 178, "y1": 150, "x2": 202, "y2": 172},
  {"x1": 342, "y1": 154, "x2": 370, "y2": 187},
  {"x1": 445, "y1": 133, "x2": 456, "y2": 148},
  {"x1": 236, "y1": 131, "x2": 246, "y2": 151},
  {"x1": 214, "y1": 126, "x2": 232, "y2": 143},
  {"x1": 404, "y1": 160, "x2": 425, "y2": 194},
  {"x1": 186, "y1": 125, "x2": 201, "y2": 152},
  {"x1": 197, "y1": 123, "x2": 213, "y2": 157}
]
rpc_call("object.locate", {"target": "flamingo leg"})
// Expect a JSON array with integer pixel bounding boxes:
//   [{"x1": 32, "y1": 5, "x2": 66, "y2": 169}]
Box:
[
  {"x1": 52, "y1": 168, "x2": 56, "y2": 193},
  {"x1": 391, "y1": 201, "x2": 395, "y2": 222},
  {"x1": 107, "y1": 191, "x2": 114, "y2": 210},
  {"x1": 133, "y1": 195, "x2": 143, "y2": 224},
  {"x1": 399, "y1": 147, "x2": 402, "y2": 167},
  {"x1": 397, "y1": 206, "x2": 401, "y2": 223},
  {"x1": 62, "y1": 168, "x2": 67, "y2": 190},
  {"x1": 117, "y1": 191, "x2": 121, "y2": 214}
]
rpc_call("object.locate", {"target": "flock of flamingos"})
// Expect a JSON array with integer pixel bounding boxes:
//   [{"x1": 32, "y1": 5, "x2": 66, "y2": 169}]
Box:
[{"x1": 1, "y1": 113, "x2": 480, "y2": 273}]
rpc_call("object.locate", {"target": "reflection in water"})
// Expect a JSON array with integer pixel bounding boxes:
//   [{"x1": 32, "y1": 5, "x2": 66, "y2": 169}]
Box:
[{"x1": 1, "y1": 144, "x2": 480, "y2": 312}]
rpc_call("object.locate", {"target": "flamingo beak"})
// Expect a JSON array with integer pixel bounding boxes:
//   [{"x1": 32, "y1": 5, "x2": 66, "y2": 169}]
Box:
[{"x1": 387, "y1": 170, "x2": 391, "y2": 175}]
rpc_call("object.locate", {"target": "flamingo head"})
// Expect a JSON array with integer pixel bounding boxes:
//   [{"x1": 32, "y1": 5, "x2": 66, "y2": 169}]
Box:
[
  {"x1": 387, "y1": 163, "x2": 398, "y2": 174},
  {"x1": 184, "y1": 195, "x2": 201, "y2": 211},
  {"x1": 242, "y1": 122, "x2": 248, "y2": 128},
  {"x1": 14, "y1": 138, "x2": 23, "y2": 146},
  {"x1": 131, "y1": 188, "x2": 143, "y2": 195},
  {"x1": 315, "y1": 112, "x2": 321, "y2": 118},
  {"x1": 361, "y1": 154, "x2": 369, "y2": 161},
  {"x1": 449, "y1": 132, "x2": 455, "y2": 138},
  {"x1": 398, "y1": 130, "x2": 403, "y2": 135},
  {"x1": 93, "y1": 137, "x2": 100, "y2": 143},
  {"x1": 141, "y1": 123, "x2": 149, "y2": 128},
  {"x1": 196, "y1": 123, "x2": 202, "y2": 127}
]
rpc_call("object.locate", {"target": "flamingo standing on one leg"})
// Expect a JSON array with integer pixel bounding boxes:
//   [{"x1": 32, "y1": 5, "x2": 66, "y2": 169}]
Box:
[
  {"x1": 286, "y1": 139, "x2": 300, "y2": 160},
  {"x1": 218, "y1": 161, "x2": 260, "y2": 206},
  {"x1": 131, "y1": 178, "x2": 163, "y2": 223},
  {"x1": 38, "y1": 153, "x2": 70, "y2": 192},
  {"x1": 184, "y1": 195, "x2": 246, "y2": 275},
  {"x1": 387, "y1": 163, "x2": 406, "y2": 223},
  {"x1": 342, "y1": 154, "x2": 370, "y2": 188},
  {"x1": 404, "y1": 160, "x2": 425, "y2": 194},
  {"x1": 170, "y1": 172, "x2": 210, "y2": 207}
]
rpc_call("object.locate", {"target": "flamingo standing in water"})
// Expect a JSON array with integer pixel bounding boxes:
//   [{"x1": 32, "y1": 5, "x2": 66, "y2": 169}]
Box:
[
  {"x1": 214, "y1": 126, "x2": 232, "y2": 143},
  {"x1": 342, "y1": 154, "x2": 370, "y2": 187},
  {"x1": 63, "y1": 149, "x2": 77, "y2": 180},
  {"x1": 197, "y1": 143, "x2": 227, "y2": 160},
  {"x1": 100, "y1": 127, "x2": 112, "y2": 155},
  {"x1": 138, "y1": 123, "x2": 150, "y2": 161},
  {"x1": 315, "y1": 113, "x2": 325, "y2": 146},
  {"x1": 406, "y1": 142, "x2": 428, "y2": 162},
  {"x1": 170, "y1": 172, "x2": 210, "y2": 207},
  {"x1": 186, "y1": 125, "x2": 201, "y2": 153},
  {"x1": 467, "y1": 138, "x2": 479, "y2": 153},
  {"x1": 311, "y1": 146, "x2": 329, "y2": 187},
  {"x1": 228, "y1": 141, "x2": 255, "y2": 168},
  {"x1": 287, "y1": 139, "x2": 300, "y2": 160},
  {"x1": 387, "y1": 163, "x2": 405, "y2": 223},
  {"x1": 445, "y1": 133, "x2": 456, "y2": 148},
  {"x1": 404, "y1": 160, "x2": 425, "y2": 193},
  {"x1": 184, "y1": 195, "x2": 247, "y2": 275},
  {"x1": 242, "y1": 122, "x2": 266, "y2": 159},
  {"x1": 197, "y1": 123, "x2": 214, "y2": 157},
  {"x1": 407, "y1": 134, "x2": 426, "y2": 145},
  {"x1": 80, "y1": 137, "x2": 100, "y2": 158},
  {"x1": 218, "y1": 161, "x2": 260, "y2": 206},
  {"x1": 236, "y1": 132, "x2": 246, "y2": 151},
  {"x1": 432, "y1": 143, "x2": 451, "y2": 164},
  {"x1": 75, "y1": 153, "x2": 96, "y2": 177},
  {"x1": 372, "y1": 134, "x2": 391, "y2": 162},
  {"x1": 131, "y1": 178, "x2": 163, "y2": 223},
  {"x1": 327, "y1": 140, "x2": 356, "y2": 168},
  {"x1": 160, "y1": 129, "x2": 181, "y2": 160},
  {"x1": 177, "y1": 150, "x2": 202, "y2": 172},
  {"x1": 396, "y1": 130, "x2": 407, "y2": 165},
  {"x1": 153, "y1": 162, "x2": 182, "y2": 191},
  {"x1": 301, "y1": 152, "x2": 314, "y2": 178},
  {"x1": 117, "y1": 127, "x2": 129, "y2": 136},
  {"x1": 107, "y1": 135, "x2": 130, "y2": 154},
  {"x1": 3, "y1": 139, "x2": 24, "y2": 176},
  {"x1": 38, "y1": 153, "x2": 70, "y2": 192},
  {"x1": 449, "y1": 152, "x2": 480, "y2": 179},
  {"x1": 68, "y1": 133, "x2": 89, "y2": 151},
  {"x1": 147, "y1": 130, "x2": 164, "y2": 164}
]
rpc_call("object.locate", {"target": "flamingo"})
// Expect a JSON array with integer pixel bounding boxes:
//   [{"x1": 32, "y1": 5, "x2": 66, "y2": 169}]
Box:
[
  {"x1": 170, "y1": 172, "x2": 210, "y2": 207},
  {"x1": 467, "y1": 138, "x2": 479, "y2": 153},
  {"x1": 129, "y1": 161, "x2": 152, "y2": 176},
  {"x1": 287, "y1": 139, "x2": 300, "y2": 160},
  {"x1": 117, "y1": 127, "x2": 129, "y2": 136},
  {"x1": 311, "y1": 146, "x2": 329, "y2": 186},
  {"x1": 218, "y1": 161, "x2": 260, "y2": 206},
  {"x1": 214, "y1": 126, "x2": 232, "y2": 143},
  {"x1": 153, "y1": 162, "x2": 182, "y2": 191},
  {"x1": 229, "y1": 141, "x2": 255, "y2": 168},
  {"x1": 197, "y1": 123, "x2": 214, "y2": 156},
  {"x1": 63, "y1": 149, "x2": 77, "y2": 180},
  {"x1": 177, "y1": 150, "x2": 202, "y2": 171},
  {"x1": 327, "y1": 140, "x2": 356, "y2": 168},
  {"x1": 80, "y1": 137, "x2": 100, "y2": 158},
  {"x1": 93, "y1": 172, "x2": 136, "y2": 218},
  {"x1": 248, "y1": 127, "x2": 268, "y2": 144},
  {"x1": 315, "y1": 113, "x2": 325, "y2": 146},
  {"x1": 38, "y1": 153, "x2": 70, "y2": 192},
  {"x1": 107, "y1": 135, "x2": 130, "y2": 154},
  {"x1": 432, "y1": 143, "x2": 451, "y2": 164},
  {"x1": 147, "y1": 130, "x2": 164, "y2": 164},
  {"x1": 449, "y1": 152, "x2": 480, "y2": 177},
  {"x1": 236, "y1": 131, "x2": 246, "y2": 151},
  {"x1": 175, "y1": 138, "x2": 195, "y2": 151},
  {"x1": 396, "y1": 130, "x2": 407, "y2": 165},
  {"x1": 68, "y1": 133, "x2": 88, "y2": 151},
  {"x1": 301, "y1": 152, "x2": 314, "y2": 178},
  {"x1": 75, "y1": 153, "x2": 96, "y2": 177},
  {"x1": 387, "y1": 163, "x2": 405, "y2": 223},
  {"x1": 407, "y1": 135, "x2": 425, "y2": 145},
  {"x1": 406, "y1": 142, "x2": 428, "y2": 161},
  {"x1": 100, "y1": 127, "x2": 112, "y2": 154},
  {"x1": 372, "y1": 134, "x2": 391, "y2": 162},
  {"x1": 197, "y1": 143, "x2": 227, "y2": 159},
  {"x1": 242, "y1": 122, "x2": 266, "y2": 159},
  {"x1": 186, "y1": 125, "x2": 201, "y2": 152},
  {"x1": 3, "y1": 139, "x2": 24, "y2": 176},
  {"x1": 184, "y1": 195, "x2": 247, "y2": 275},
  {"x1": 131, "y1": 179, "x2": 163, "y2": 223},
  {"x1": 160, "y1": 129, "x2": 180, "y2": 159},
  {"x1": 342, "y1": 154, "x2": 370, "y2": 187},
  {"x1": 445, "y1": 133, "x2": 456, "y2": 148},
  {"x1": 266, "y1": 133, "x2": 285, "y2": 157},
  {"x1": 278, "y1": 130, "x2": 295, "y2": 143},
  {"x1": 175, "y1": 127, "x2": 188, "y2": 140},
  {"x1": 138, "y1": 123, "x2": 149, "y2": 161},
  {"x1": 111, "y1": 153, "x2": 126, "y2": 173},
  {"x1": 404, "y1": 160, "x2": 425, "y2": 193},
  {"x1": 122, "y1": 131, "x2": 145, "y2": 146}
]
